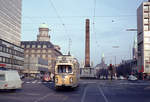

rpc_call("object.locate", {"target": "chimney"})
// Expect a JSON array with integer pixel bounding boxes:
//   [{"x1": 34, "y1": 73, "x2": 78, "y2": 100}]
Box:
[{"x1": 85, "y1": 19, "x2": 90, "y2": 67}]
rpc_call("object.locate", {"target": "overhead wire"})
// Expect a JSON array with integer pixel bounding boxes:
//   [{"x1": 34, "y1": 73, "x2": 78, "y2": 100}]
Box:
[{"x1": 48, "y1": 0, "x2": 71, "y2": 54}]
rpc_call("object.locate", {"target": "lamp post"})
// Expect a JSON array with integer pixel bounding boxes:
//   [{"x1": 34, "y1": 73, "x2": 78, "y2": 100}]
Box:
[{"x1": 112, "y1": 46, "x2": 120, "y2": 66}]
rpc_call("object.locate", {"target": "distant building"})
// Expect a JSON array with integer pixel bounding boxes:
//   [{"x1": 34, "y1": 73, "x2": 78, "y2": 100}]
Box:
[
  {"x1": 95, "y1": 53, "x2": 107, "y2": 70},
  {"x1": 95, "y1": 53, "x2": 108, "y2": 77},
  {"x1": 132, "y1": 37, "x2": 138, "y2": 60},
  {"x1": 137, "y1": 2, "x2": 150, "y2": 74},
  {"x1": 23, "y1": 57, "x2": 49, "y2": 77},
  {"x1": 0, "y1": 0, "x2": 24, "y2": 72},
  {"x1": 21, "y1": 23, "x2": 62, "y2": 74}
]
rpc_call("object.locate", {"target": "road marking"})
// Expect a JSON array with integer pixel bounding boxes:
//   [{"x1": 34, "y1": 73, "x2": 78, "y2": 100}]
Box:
[
  {"x1": 38, "y1": 82, "x2": 42, "y2": 83},
  {"x1": 34, "y1": 93, "x2": 53, "y2": 102},
  {"x1": 25, "y1": 81, "x2": 53, "y2": 84},
  {"x1": 26, "y1": 82, "x2": 30, "y2": 83},
  {"x1": 97, "y1": 84, "x2": 109, "y2": 102},
  {"x1": 32, "y1": 80, "x2": 37, "y2": 83},
  {"x1": 81, "y1": 85, "x2": 88, "y2": 102},
  {"x1": 120, "y1": 83, "x2": 150, "y2": 86}
]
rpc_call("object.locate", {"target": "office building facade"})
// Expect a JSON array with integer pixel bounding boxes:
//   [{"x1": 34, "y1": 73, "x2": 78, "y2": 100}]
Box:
[
  {"x1": 0, "y1": 0, "x2": 24, "y2": 71},
  {"x1": 137, "y1": 2, "x2": 150, "y2": 74},
  {"x1": 0, "y1": 0, "x2": 22, "y2": 46}
]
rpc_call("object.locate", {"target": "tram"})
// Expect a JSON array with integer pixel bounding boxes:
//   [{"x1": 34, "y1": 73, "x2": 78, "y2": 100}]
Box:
[{"x1": 54, "y1": 55, "x2": 80, "y2": 89}]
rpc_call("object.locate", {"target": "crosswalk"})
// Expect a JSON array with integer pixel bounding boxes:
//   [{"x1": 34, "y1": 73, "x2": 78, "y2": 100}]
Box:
[{"x1": 23, "y1": 80, "x2": 53, "y2": 84}]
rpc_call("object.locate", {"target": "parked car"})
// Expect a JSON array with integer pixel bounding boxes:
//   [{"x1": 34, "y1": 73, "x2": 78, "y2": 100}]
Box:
[
  {"x1": 42, "y1": 74, "x2": 51, "y2": 82},
  {"x1": 128, "y1": 75, "x2": 137, "y2": 81},
  {"x1": 118, "y1": 76, "x2": 126, "y2": 80},
  {"x1": 20, "y1": 74, "x2": 25, "y2": 79},
  {"x1": 0, "y1": 70, "x2": 22, "y2": 90}
]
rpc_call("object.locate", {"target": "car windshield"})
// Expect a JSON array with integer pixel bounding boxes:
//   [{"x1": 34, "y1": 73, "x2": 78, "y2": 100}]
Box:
[{"x1": 57, "y1": 65, "x2": 72, "y2": 73}]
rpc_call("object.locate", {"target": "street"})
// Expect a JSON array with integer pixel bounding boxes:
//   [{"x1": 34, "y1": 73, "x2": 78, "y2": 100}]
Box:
[{"x1": 0, "y1": 79, "x2": 150, "y2": 102}]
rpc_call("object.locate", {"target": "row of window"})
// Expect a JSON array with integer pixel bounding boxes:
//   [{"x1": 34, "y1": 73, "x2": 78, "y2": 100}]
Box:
[
  {"x1": 0, "y1": 45, "x2": 24, "y2": 58},
  {"x1": 0, "y1": 56, "x2": 24, "y2": 66},
  {"x1": 21, "y1": 44, "x2": 52, "y2": 49},
  {"x1": 25, "y1": 49, "x2": 51, "y2": 53},
  {"x1": 25, "y1": 54, "x2": 52, "y2": 58}
]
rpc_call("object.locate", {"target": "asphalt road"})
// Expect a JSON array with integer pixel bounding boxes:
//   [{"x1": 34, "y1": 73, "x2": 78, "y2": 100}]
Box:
[{"x1": 0, "y1": 79, "x2": 150, "y2": 102}]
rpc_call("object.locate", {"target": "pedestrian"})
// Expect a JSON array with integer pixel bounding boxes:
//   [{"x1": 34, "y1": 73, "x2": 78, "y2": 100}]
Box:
[{"x1": 108, "y1": 64, "x2": 113, "y2": 80}]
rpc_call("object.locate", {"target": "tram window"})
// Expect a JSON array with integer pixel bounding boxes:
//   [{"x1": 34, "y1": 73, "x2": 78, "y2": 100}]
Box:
[
  {"x1": 68, "y1": 66, "x2": 72, "y2": 73},
  {"x1": 58, "y1": 65, "x2": 66, "y2": 73}
]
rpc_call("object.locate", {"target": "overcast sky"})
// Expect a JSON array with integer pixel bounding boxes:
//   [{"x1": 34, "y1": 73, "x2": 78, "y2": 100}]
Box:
[{"x1": 21, "y1": 0, "x2": 147, "y2": 66}]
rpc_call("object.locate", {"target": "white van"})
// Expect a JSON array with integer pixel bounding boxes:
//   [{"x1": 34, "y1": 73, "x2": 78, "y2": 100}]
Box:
[{"x1": 0, "y1": 70, "x2": 22, "y2": 90}]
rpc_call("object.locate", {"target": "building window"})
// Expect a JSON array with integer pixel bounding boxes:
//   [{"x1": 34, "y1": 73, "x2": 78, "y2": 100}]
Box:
[
  {"x1": 145, "y1": 44, "x2": 150, "y2": 50},
  {"x1": 32, "y1": 45, "x2": 36, "y2": 48},
  {"x1": 2, "y1": 57, "x2": 6, "y2": 63},
  {"x1": 144, "y1": 18, "x2": 149, "y2": 24},
  {"x1": 43, "y1": 55, "x2": 46, "y2": 58},
  {"x1": 21, "y1": 45, "x2": 25, "y2": 48},
  {"x1": 48, "y1": 50, "x2": 51, "y2": 53},
  {"x1": 31, "y1": 54, "x2": 34, "y2": 57},
  {"x1": 43, "y1": 45, "x2": 47, "y2": 48},
  {"x1": 42, "y1": 50, "x2": 46, "y2": 53},
  {"x1": 144, "y1": 6, "x2": 149, "y2": 11},
  {"x1": 31, "y1": 50, "x2": 35, "y2": 53},
  {"x1": 0, "y1": 46, "x2": 2, "y2": 52},
  {"x1": 144, "y1": 25, "x2": 149, "y2": 31},
  {"x1": 37, "y1": 50, "x2": 41, "y2": 53},
  {"x1": 26, "y1": 45, "x2": 30, "y2": 48},
  {"x1": 145, "y1": 37, "x2": 150, "y2": 43},
  {"x1": 37, "y1": 54, "x2": 40, "y2": 57},
  {"x1": 0, "y1": 57, "x2": 2, "y2": 62},
  {"x1": 38, "y1": 45, "x2": 41, "y2": 48},
  {"x1": 2, "y1": 46, "x2": 6, "y2": 52},
  {"x1": 144, "y1": 13, "x2": 149, "y2": 18}
]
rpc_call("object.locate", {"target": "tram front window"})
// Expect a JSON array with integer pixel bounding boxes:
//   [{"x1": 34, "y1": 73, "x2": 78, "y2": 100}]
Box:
[{"x1": 57, "y1": 65, "x2": 72, "y2": 73}]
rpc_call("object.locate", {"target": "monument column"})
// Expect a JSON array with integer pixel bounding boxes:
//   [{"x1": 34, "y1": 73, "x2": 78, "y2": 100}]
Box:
[{"x1": 85, "y1": 19, "x2": 90, "y2": 67}]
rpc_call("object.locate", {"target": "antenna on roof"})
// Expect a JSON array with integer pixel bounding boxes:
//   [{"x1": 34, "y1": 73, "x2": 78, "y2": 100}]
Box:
[{"x1": 68, "y1": 38, "x2": 72, "y2": 56}]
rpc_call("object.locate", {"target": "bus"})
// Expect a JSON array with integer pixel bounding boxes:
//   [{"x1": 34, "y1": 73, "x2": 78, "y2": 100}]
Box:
[{"x1": 54, "y1": 55, "x2": 80, "y2": 89}]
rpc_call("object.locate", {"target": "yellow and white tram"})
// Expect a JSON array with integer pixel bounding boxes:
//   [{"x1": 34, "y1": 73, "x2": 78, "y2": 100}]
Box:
[{"x1": 54, "y1": 55, "x2": 80, "y2": 89}]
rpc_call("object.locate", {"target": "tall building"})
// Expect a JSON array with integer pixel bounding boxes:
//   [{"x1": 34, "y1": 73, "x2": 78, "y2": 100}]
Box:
[
  {"x1": 0, "y1": 0, "x2": 22, "y2": 46},
  {"x1": 21, "y1": 23, "x2": 62, "y2": 74},
  {"x1": 0, "y1": 0, "x2": 24, "y2": 72},
  {"x1": 137, "y1": 1, "x2": 150, "y2": 74}
]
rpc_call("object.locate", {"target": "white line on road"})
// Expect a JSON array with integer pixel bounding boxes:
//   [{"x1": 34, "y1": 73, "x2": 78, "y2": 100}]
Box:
[
  {"x1": 34, "y1": 93, "x2": 53, "y2": 102},
  {"x1": 97, "y1": 84, "x2": 109, "y2": 102},
  {"x1": 81, "y1": 86, "x2": 88, "y2": 102},
  {"x1": 38, "y1": 82, "x2": 42, "y2": 83},
  {"x1": 120, "y1": 83, "x2": 150, "y2": 85},
  {"x1": 26, "y1": 82, "x2": 30, "y2": 83},
  {"x1": 32, "y1": 80, "x2": 37, "y2": 83}
]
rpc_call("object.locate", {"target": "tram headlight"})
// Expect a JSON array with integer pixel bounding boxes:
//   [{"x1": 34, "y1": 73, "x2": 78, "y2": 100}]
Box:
[
  {"x1": 55, "y1": 77, "x2": 58, "y2": 83},
  {"x1": 70, "y1": 77, "x2": 73, "y2": 83}
]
